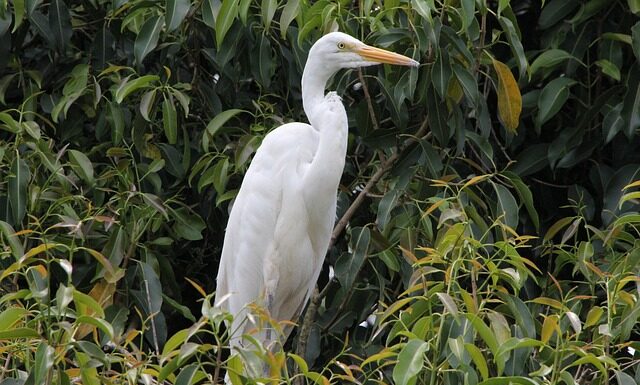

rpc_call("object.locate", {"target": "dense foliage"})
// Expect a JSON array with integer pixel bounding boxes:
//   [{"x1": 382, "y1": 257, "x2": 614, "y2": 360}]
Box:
[{"x1": 1, "y1": 0, "x2": 640, "y2": 383}]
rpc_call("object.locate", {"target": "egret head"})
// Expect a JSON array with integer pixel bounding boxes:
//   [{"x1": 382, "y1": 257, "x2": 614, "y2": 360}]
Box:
[{"x1": 308, "y1": 32, "x2": 419, "y2": 70}]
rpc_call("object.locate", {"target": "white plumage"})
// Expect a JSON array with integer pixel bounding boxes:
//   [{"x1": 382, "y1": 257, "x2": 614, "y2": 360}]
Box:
[{"x1": 214, "y1": 32, "x2": 418, "y2": 357}]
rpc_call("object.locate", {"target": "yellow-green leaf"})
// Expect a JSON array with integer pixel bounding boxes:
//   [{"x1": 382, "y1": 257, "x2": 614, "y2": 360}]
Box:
[
  {"x1": 541, "y1": 314, "x2": 559, "y2": 344},
  {"x1": 492, "y1": 59, "x2": 522, "y2": 133}
]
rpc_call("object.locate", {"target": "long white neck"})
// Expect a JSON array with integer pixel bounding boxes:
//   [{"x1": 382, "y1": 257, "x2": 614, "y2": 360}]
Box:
[
  {"x1": 300, "y1": 53, "x2": 348, "y2": 246},
  {"x1": 301, "y1": 54, "x2": 335, "y2": 125}
]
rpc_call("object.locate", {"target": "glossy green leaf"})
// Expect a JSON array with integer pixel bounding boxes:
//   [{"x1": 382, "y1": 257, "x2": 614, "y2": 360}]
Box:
[
  {"x1": 163, "y1": 96, "x2": 178, "y2": 144},
  {"x1": 205, "y1": 109, "x2": 244, "y2": 137},
  {"x1": 595, "y1": 59, "x2": 621, "y2": 81},
  {"x1": 115, "y1": 75, "x2": 159, "y2": 103},
  {"x1": 0, "y1": 307, "x2": 28, "y2": 330},
  {"x1": 392, "y1": 339, "x2": 428, "y2": 385},
  {"x1": 140, "y1": 89, "x2": 157, "y2": 121},
  {"x1": 466, "y1": 313, "x2": 499, "y2": 356},
  {"x1": 335, "y1": 227, "x2": 370, "y2": 289},
  {"x1": 431, "y1": 49, "x2": 451, "y2": 97},
  {"x1": 175, "y1": 364, "x2": 199, "y2": 385},
  {"x1": 537, "y1": 77, "x2": 576, "y2": 125},
  {"x1": 261, "y1": 0, "x2": 276, "y2": 30},
  {"x1": 539, "y1": 0, "x2": 579, "y2": 29},
  {"x1": 280, "y1": 0, "x2": 299, "y2": 38},
  {"x1": 0, "y1": 327, "x2": 39, "y2": 339},
  {"x1": 465, "y1": 343, "x2": 488, "y2": 380},
  {"x1": 11, "y1": 0, "x2": 25, "y2": 32},
  {"x1": 503, "y1": 172, "x2": 540, "y2": 230},
  {"x1": 215, "y1": 0, "x2": 238, "y2": 46},
  {"x1": 134, "y1": 16, "x2": 164, "y2": 65},
  {"x1": 49, "y1": 0, "x2": 72, "y2": 51},
  {"x1": 529, "y1": 49, "x2": 576, "y2": 78},
  {"x1": 166, "y1": 0, "x2": 190, "y2": 32},
  {"x1": 621, "y1": 65, "x2": 640, "y2": 137},
  {"x1": 8, "y1": 156, "x2": 30, "y2": 224},
  {"x1": 492, "y1": 183, "x2": 518, "y2": 229},
  {"x1": 201, "y1": 0, "x2": 221, "y2": 29},
  {"x1": 68, "y1": 149, "x2": 95, "y2": 186},
  {"x1": 478, "y1": 377, "x2": 539, "y2": 385}
]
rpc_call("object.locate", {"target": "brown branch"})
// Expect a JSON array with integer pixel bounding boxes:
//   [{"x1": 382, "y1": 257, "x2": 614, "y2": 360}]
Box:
[{"x1": 294, "y1": 119, "x2": 430, "y2": 362}]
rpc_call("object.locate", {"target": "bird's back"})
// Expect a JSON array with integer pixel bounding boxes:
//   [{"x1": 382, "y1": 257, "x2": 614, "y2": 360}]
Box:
[{"x1": 215, "y1": 122, "x2": 327, "y2": 346}]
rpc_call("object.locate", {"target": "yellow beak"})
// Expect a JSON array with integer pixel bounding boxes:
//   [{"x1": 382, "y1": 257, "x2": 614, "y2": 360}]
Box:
[{"x1": 356, "y1": 45, "x2": 419, "y2": 67}]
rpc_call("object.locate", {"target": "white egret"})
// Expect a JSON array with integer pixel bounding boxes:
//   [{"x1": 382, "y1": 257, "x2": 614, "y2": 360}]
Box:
[{"x1": 215, "y1": 32, "x2": 418, "y2": 357}]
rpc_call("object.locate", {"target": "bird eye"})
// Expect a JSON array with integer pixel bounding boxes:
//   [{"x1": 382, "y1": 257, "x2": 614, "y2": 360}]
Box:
[{"x1": 337, "y1": 42, "x2": 345, "y2": 49}]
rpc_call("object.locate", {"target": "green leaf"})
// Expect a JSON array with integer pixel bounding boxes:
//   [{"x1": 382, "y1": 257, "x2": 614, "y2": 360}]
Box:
[
  {"x1": 34, "y1": 341, "x2": 54, "y2": 385},
  {"x1": 377, "y1": 189, "x2": 399, "y2": 231},
  {"x1": 76, "y1": 352, "x2": 100, "y2": 385},
  {"x1": 68, "y1": 149, "x2": 95, "y2": 186},
  {"x1": 73, "y1": 290, "x2": 105, "y2": 318},
  {"x1": 621, "y1": 65, "x2": 640, "y2": 138},
  {"x1": 632, "y1": 21, "x2": 640, "y2": 61},
  {"x1": 503, "y1": 172, "x2": 540, "y2": 231},
  {"x1": 411, "y1": 0, "x2": 433, "y2": 21},
  {"x1": 134, "y1": 16, "x2": 164, "y2": 65},
  {"x1": 49, "y1": 0, "x2": 72, "y2": 51},
  {"x1": 0, "y1": 221, "x2": 24, "y2": 259},
  {"x1": 452, "y1": 63, "x2": 479, "y2": 105},
  {"x1": 431, "y1": 49, "x2": 451, "y2": 97},
  {"x1": 261, "y1": 0, "x2": 276, "y2": 30},
  {"x1": 464, "y1": 343, "x2": 488, "y2": 381},
  {"x1": 478, "y1": 377, "x2": 539, "y2": 385},
  {"x1": 29, "y1": 11, "x2": 54, "y2": 48},
  {"x1": 529, "y1": 49, "x2": 576, "y2": 78},
  {"x1": 629, "y1": 0, "x2": 640, "y2": 14},
  {"x1": 460, "y1": 0, "x2": 474, "y2": 31},
  {"x1": 492, "y1": 183, "x2": 518, "y2": 229},
  {"x1": 0, "y1": 327, "x2": 39, "y2": 339},
  {"x1": 163, "y1": 96, "x2": 178, "y2": 144},
  {"x1": 538, "y1": 0, "x2": 579, "y2": 29},
  {"x1": 108, "y1": 101, "x2": 125, "y2": 144},
  {"x1": 205, "y1": 109, "x2": 243, "y2": 137},
  {"x1": 0, "y1": 307, "x2": 28, "y2": 330},
  {"x1": 392, "y1": 339, "x2": 428, "y2": 385},
  {"x1": 615, "y1": 371, "x2": 637, "y2": 385},
  {"x1": 76, "y1": 316, "x2": 114, "y2": 339},
  {"x1": 201, "y1": 0, "x2": 221, "y2": 29},
  {"x1": 215, "y1": 0, "x2": 238, "y2": 47},
  {"x1": 115, "y1": 75, "x2": 159, "y2": 103},
  {"x1": 11, "y1": 0, "x2": 25, "y2": 32},
  {"x1": 238, "y1": 0, "x2": 251, "y2": 24},
  {"x1": 209, "y1": 157, "x2": 229, "y2": 195},
  {"x1": 280, "y1": 0, "x2": 299, "y2": 38},
  {"x1": 175, "y1": 364, "x2": 200, "y2": 385},
  {"x1": 166, "y1": 0, "x2": 190, "y2": 32},
  {"x1": 537, "y1": 77, "x2": 576, "y2": 125},
  {"x1": 334, "y1": 227, "x2": 370, "y2": 289},
  {"x1": 140, "y1": 89, "x2": 157, "y2": 121},
  {"x1": 8, "y1": 156, "x2": 30, "y2": 225},
  {"x1": 595, "y1": 59, "x2": 621, "y2": 81},
  {"x1": 0, "y1": 74, "x2": 17, "y2": 105},
  {"x1": 465, "y1": 313, "x2": 499, "y2": 357}
]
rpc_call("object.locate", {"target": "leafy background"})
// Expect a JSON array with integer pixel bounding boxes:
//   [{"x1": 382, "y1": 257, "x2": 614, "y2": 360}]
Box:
[{"x1": 1, "y1": 0, "x2": 640, "y2": 384}]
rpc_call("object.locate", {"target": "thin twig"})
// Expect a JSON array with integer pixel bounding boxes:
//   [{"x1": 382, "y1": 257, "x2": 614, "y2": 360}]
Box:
[{"x1": 357, "y1": 69, "x2": 379, "y2": 132}]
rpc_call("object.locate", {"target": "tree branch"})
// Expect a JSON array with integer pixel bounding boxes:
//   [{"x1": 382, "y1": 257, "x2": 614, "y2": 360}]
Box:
[{"x1": 294, "y1": 118, "x2": 430, "y2": 362}]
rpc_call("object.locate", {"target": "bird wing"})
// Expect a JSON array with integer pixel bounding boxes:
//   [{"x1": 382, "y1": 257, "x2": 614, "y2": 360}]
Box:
[{"x1": 215, "y1": 122, "x2": 320, "y2": 343}]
